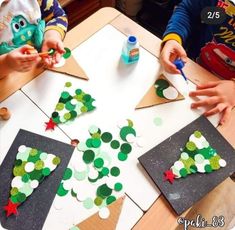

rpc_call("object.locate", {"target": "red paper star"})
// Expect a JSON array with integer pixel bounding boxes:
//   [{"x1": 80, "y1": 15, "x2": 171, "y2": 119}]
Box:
[
  {"x1": 164, "y1": 170, "x2": 175, "y2": 184},
  {"x1": 45, "y1": 118, "x2": 56, "y2": 131},
  {"x1": 4, "y1": 199, "x2": 19, "y2": 217}
]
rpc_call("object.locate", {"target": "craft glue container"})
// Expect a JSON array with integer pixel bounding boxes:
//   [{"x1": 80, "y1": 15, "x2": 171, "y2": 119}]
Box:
[{"x1": 121, "y1": 35, "x2": 139, "y2": 64}]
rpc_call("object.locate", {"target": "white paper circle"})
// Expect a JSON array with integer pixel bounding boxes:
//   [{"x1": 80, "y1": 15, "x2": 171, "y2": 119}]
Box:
[
  {"x1": 30, "y1": 180, "x2": 39, "y2": 189},
  {"x1": 174, "y1": 161, "x2": 184, "y2": 170},
  {"x1": 136, "y1": 137, "x2": 145, "y2": 148},
  {"x1": 88, "y1": 168, "x2": 99, "y2": 179},
  {"x1": 99, "y1": 207, "x2": 110, "y2": 219},
  {"x1": 18, "y1": 145, "x2": 27, "y2": 153},
  {"x1": 126, "y1": 134, "x2": 136, "y2": 143},
  {"x1": 25, "y1": 162, "x2": 35, "y2": 172},
  {"x1": 117, "y1": 119, "x2": 128, "y2": 128},
  {"x1": 11, "y1": 176, "x2": 23, "y2": 188},
  {"x1": 219, "y1": 159, "x2": 227, "y2": 167},
  {"x1": 163, "y1": 86, "x2": 178, "y2": 100}
]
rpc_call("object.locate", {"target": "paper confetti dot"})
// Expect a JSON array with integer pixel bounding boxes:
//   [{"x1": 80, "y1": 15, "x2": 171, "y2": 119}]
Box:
[
  {"x1": 18, "y1": 145, "x2": 27, "y2": 153},
  {"x1": 126, "y1": 133, "x2": 136, "y2": 143},
  {"x1": 24, "y1": 162, "x2": 35, "y2": 173},
  {"x1": 69, "y1": 226, "x2": 80, "y2": 230},
  {"x1": 136, "y1": 137, "x2": 145, "y2": 148},
  {"x1": 11, "y1": 176, "x2": 23, "y2": 188},
  {"x1": 162, "y1": 86, "x2": 178, "y2": 100},
  {"x1": 30, "y1": 180, "x2": 39, "y2": 189},
  {"x1": 99, "y1": 207, "x2": 110, "y2": 219},
  {"x1": 154, "y1": 117, "x2": 163, "y2": 126},
  {"x1": 83, "y1": 197, "x2": 94, "y2": 209},
  {"x1": 219, "y1": 159, "x2": 226, "y2": 167}
]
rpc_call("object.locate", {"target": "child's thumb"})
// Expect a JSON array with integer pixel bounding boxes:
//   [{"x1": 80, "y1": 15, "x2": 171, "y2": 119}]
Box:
[{"x1": 20, "y1": 45, "x2": 36, "y2": 53}]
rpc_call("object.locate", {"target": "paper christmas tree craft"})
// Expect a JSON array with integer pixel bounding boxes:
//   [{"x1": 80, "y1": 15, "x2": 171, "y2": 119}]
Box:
[
  {"x1": 164, "y1": 131, "x2": 227, "y2": 184},
  {"x1": 136, "y1": 74, "x2": 184, "y2": 109},
  {"x1": 46, "y1": 82, "x2": 96, "y2": 130},
  {"x1": 4, "y1": 145, "x2": 61, "y2": 217}
]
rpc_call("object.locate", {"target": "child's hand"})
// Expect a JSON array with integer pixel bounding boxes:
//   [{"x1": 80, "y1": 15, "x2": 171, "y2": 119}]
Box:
[
  {"x1": 160, "y1": 40, "x2": 188, "y2": 74},
  {"x1": 190, "y1": 81, "x2": 235, "y2": 125},
  {"x1": 6, "y1": 45, "x2": 40, "y2": 72},
  {"x1": 41, "y1": 30, "x2": 65, "y2": 67}
]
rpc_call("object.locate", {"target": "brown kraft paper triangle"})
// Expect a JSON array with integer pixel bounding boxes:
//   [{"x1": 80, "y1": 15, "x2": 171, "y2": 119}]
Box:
[
  {"x1": 76, "y1": 196, "x2": 125, "y2": 230},
  {"x1": 136, "y1": 74, "x2": 184, "y2": 109},
  {"x1": 48, "y1": 55, "x2": 89, "y2": 80}
]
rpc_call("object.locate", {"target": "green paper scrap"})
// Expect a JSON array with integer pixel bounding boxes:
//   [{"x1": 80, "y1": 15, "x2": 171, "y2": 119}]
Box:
[
  {"x1": 9, "y1": 145, "x2": 60, "y2": 206},
  {"x1": 56, "y1": 119, "x2": 138, "y2": 210},
  {"x1": 170, "y1": 131, "x2": 227, "y2": 179},
  {"x1": 50, "y1": 82, "x2": 96, "y2": 125}
]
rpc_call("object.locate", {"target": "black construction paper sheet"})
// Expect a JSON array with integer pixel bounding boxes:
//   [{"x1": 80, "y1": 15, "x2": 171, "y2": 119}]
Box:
[
  {"x1": 139, "y1": 116, "x2": 235, "y2": 215},
  {"x1": 0, "y1": 129, "x2": 74, "y2": 230}
]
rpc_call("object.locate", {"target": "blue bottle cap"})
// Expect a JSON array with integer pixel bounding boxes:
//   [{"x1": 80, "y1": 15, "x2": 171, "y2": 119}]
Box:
[
  {"x1": 128, "y1": 36, "x2": 137, "y2": 45},
  {"x1": 174, "y1": 59, "x2": 185, "y2": 70}
]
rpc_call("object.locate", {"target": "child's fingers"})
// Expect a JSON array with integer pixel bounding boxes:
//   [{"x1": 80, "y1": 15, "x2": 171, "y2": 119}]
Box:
[
  {"x1": 204, "y1": 103, "x2": 226, "y2": 117},
  {"x1": 191, "y1": 96, "x2": 221, "y2": 108},
  {"x1": 220, "y1": 106, "x2": 232, "y2": 125},
  {"x1": 189, "y1": 88, "x2": 217, "y2": 97},
  {"x1": 160, "y1": 52, "x2": 180, "y2": 74},
  {"x1": 196, "y1": 81, "x2": 220, "y2": 89},
  {"x1": 55, "y1": 52, "x2": 62, "y2": 63},
  {"x1": 56, "y1": 41, "x2": 65, "y2": 54}
]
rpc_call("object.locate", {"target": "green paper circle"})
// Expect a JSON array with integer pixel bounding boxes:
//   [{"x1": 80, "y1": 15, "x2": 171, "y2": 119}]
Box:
[
  {"x1": 186, "y1": 141, "x2": 196, "y2": 151},
  {"x1": 57, "y1": 183, "x2": 69, "y2": 196},
  {"x1": 94, "y1": 196, "x2": 103, "y2": 206},
  {"x1": 42, "y1": 167, "x2": 51, "y2": 176},
  {"x1": 65, "y1": 82, "x2": 72, "y2": 87},
  {"x1": 120, "y1": 126, "x2": 136, "y2": 141},
  {"x1": 86, "y1": 138, "x2": 93, "y2": 148},
  {"x1": 35, "y1": 160, "x2": 44, "y2": 170},
  {"x1": 15, "y1": 159, "x2": 22, "y2": 166},
  {"x1": 98, "y1": 184, "x2": 112, "y2": 197},
  {"x1": 194, "y1": 130, "x2": 202, "y2": 138},
  {"x1": 205, "y1": 164, "x2": 212, "y2": 173},
  {"x1": 63, "y1": 47, "x2": 71, "y2": 59},
  {"x1": 179, "y1": 168, "x2": 188, "y2": 177},
  {"x1": 83, "y1": 197, "x2": 94, "y2": 209},
  {"x1": 106, "y1": 195, "x2": 116, "y2": 205},
  {"x1": 53, "y1": 156, "x2": 61, "y2": 166},
  {"x1": 56, "y1": 103, "x2": 64, "y2": 111},
  {"x1": 94, "y1": 158, "x2": 104, "y2": 168},
  {"x1": 10, "y1": 187, "x2": 19, "y2": 196},
  {"x1": 155, "y1": 79, "x2": 170, "y2": 89},
  {"x1": 63, "y1": 168, "x2": 73, "y2": 180},
  {"x1": 118, "y1": 152, "x2": 128, "y2": 161},
  {"x1": 120, "y1": 143, "x2": 132, "y2": 154},
  {"x1": 101, "y1": 132, "x2": 113, "y2": 143},
  {"x1": 92, "y1": 138, "x2": 101, "y2": 148},
  {"x1": 22, "y1": 173, "x2": 30, "y2": 182},
  {"x1": 111, "y1": 167, "x2": 120, "y2": 177},
  {"x1": 83, "y1": 150, "x2": 95, "y2": 164},
  {"x1": 101, "y1": 167, "x2": 109, "y2": 176},
  {"x1": 110, "y1": 140, "x2": 120, "y2": 149},
  {"x1": 17, "y1": 192, "x2": 26, "y2": 202},
  {"x1": 114, "y1": 183, "x2": 123, "y2": 191}
]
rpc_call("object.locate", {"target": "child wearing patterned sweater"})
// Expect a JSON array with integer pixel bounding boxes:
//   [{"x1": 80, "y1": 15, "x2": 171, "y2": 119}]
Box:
[
  {"x1": 160, "y1": 0, "x2": 235, "y2": 125},
  {"x1": 0, "y1": 0, "x2": 68, "y2": 78}
]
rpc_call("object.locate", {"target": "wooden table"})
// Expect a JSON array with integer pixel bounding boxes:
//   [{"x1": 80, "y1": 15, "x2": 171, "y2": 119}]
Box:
[{"x1": 0, "y1": 7, "x2": 234, "y2": 230}]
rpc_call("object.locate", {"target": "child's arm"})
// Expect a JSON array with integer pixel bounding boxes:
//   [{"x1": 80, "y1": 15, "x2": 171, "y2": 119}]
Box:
[
  {"x1": 39, "y1": 0, "x2": 68, "y2": 66},
  {"x1": 0, "y1": 45, "x2": 40, "y2": 79},
  {"x1": 160, "y1": 0, "x2": 209, "y2": 73}
]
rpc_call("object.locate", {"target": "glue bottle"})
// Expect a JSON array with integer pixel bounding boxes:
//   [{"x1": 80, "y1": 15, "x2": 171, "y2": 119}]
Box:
[{"x1": 121, "y1": 35, "x2": 139, "y2": 64}]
